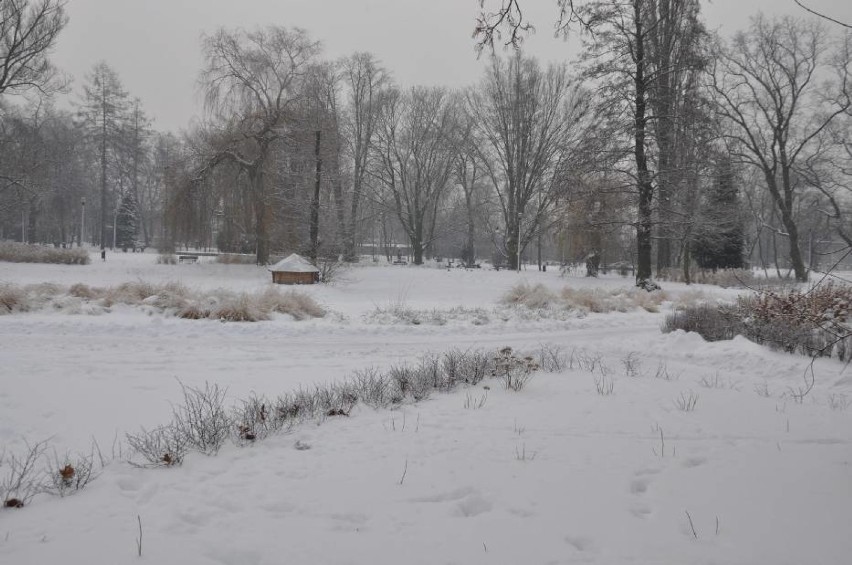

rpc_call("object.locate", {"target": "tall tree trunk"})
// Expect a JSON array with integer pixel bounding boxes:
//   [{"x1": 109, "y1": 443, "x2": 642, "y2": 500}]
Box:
[
  {"x1": 310, "y1": 130, "x2": 322, "y2": 261},
  {"x1": 634, "y1": 0, "x2": 654, "y2": 287},
  {"x1": 251, "y1": 166, "x2": 270, "y2": 265},
  {"x1": 765, "y1": 174, "x2": 807, "y2": 282}
]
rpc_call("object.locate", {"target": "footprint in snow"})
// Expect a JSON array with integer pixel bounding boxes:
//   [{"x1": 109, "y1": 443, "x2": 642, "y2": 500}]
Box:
[
  {"x1": 564, "y1": 535, "x2": 595, "y2": 552},
  {"x1": 682, "y1": 456, "x2": 707, "y2": 468},
  {"x1": 630, "y1": 477, "x2": 651, "y2": 494},
  {"x1": 453, "y1": 492, "x2": 493, "y2": 518}
]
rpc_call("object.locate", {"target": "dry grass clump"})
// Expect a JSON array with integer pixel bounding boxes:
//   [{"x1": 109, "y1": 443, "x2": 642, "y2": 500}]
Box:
[
  {"x1": 501, "y1": 282, "x2": 558, "y2": 310},
  {"x1": 177, "y1": 303, "x2": 211, "y2": 320},
  {"x1": 561, "y1": 286, "x2": 668, "y2": 314},
  {"x1": 501, "y1": 282, "x2": 667, "y2": 315},
  {"x1": 212, "y1": 293, "x2": 269, "y2": 322},
  {"x1": 0, "y1": 280, "x2": 325, "y2": 322},
  {"x1": 0, "y1": 242, "x2": 90, "y2": 265},
  {"x1": 0, "y1": 283, "x2": 28, "y2": 314},
  {"x1": 68, "y1": 283, "x2": 99, "y2": 299},
  {"x1": 260, "y1": 288, "x2": 326, "y2": 320}
]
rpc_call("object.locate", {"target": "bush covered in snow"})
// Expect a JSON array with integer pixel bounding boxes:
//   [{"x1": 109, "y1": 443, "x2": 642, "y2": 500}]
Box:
[
  {"x1": 663, "y1": 282, "x2": 852, "y2": 362},
  {"x1": 0, "y1": 242, "x2": 90, "y2": 265}
]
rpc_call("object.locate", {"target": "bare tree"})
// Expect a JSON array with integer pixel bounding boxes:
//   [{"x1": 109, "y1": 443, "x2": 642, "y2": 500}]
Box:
[
  {"x1": 199, "y1": 26, "x2": 321, "y2": 264},
  {"x1": 708, "y1": 15, "x2": 851, "y2": 281},
  {"x1": 466, "y1": 53, "x2": 587, "y2": 271},
  {"x1": 340, "y1": 52, "x2": 390, "y2": 260},
  {"x1": 0, "y1": 0, "x2": 67, "y2": 98},
  {"x1": 474, "y1": 0, "x2": 670, "y2": 288},
  {"x1": 794, "y1": 0, "x2": 851, "y2": 30},
  {"x1": 372, "y1": 86, "x2": 458, "y2": 265},
  {"x1": 452, "y1": 108, "x2": 489, "y2": 265}
]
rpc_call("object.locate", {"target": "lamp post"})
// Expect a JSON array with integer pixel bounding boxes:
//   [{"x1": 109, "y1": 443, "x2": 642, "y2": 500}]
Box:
[{"x1": 80, "y1": 197, "x2": 86, "y2": 247}]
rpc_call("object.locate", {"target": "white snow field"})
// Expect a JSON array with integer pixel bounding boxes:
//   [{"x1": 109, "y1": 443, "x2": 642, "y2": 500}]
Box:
[{"x1": 1, "y1": 251, "x2": 851, "y2": 565}]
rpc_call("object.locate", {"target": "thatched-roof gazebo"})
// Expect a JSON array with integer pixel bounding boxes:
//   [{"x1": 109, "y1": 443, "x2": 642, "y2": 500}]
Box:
[{"x1": 269, "y1": 253, "x2": 320, "y2": 285}]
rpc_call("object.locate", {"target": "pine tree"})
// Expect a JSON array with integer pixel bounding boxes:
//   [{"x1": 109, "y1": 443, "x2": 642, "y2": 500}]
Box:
[
  {"x1": 693, "y1": 160, "x2": 744, "y2": 270},
  {"x1": 116, "y1": 193, "x2": 138, "y2": 251}
]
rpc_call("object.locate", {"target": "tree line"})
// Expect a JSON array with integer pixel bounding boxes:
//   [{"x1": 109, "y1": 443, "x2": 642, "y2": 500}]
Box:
[{"x1": 1, "y1": 0, "x2": 850, "y2": 285}]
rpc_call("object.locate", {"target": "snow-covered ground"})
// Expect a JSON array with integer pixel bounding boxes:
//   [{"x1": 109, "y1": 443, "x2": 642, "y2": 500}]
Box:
[{"x1": 1, "y1": 251, "x2": 850, "y2": 564}]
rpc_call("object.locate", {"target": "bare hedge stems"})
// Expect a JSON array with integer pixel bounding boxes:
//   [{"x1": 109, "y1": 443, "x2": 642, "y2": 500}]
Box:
[
  {"x1": 1, "y1": 440, "x2": 50, "y2": 508},
  {"x1": 2, "y1": 343, "x2": 627, "y2": 510},
  {"x1": 122, "y1": 347, "x2": 533, "y2": 468}
]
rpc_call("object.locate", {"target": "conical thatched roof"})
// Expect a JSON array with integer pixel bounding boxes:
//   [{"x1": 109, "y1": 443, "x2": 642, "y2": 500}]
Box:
[{"x1": 269, "y1": 253, "x2": 320, "y2": 273}]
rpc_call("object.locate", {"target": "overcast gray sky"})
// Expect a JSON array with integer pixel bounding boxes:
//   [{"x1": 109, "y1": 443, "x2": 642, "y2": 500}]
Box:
[{"x1": 50, "y1": 0, "x2": 852, "y2": 132}]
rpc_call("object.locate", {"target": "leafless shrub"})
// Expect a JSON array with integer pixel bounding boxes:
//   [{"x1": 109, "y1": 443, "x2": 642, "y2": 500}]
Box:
[
  {"x1": 698, "y1": 373, "x2": 725, "y2": 389},
  {"x1": 351, "y1": 367, "x2": 392, "y2": 407},
  {"x1": 156, "y1": 253, "x2": 177, "y2": 265},
  {"x1": 172, "y1": 381, "x2": 231, "y2": 455},
  {"x1": 45, "y1": 444, "x2": 101, "y2": 497},
  {"x1": 654, "y1": 360, "x2": 678, "y2": 381},
  {"x1": 492, "y1": 347, "x2": 539, "y2": 391},
  {"x1": 232, "y1": 394, "x2": 280, "y2": 444},
  {"x1": 316, "y1": 256, "x2": 348, "y2": 284},
  {"x1": 537, "y1": 344, "x2": 569, "y2": 372},
  {"x1": 754, "y1": 381, "x2": 772, "y2": 398},
  {"x1": 464, "y1": 389, "x2": 488, "y2": 409},
  {"x1": 675, "y1": 391, "x2": 699, "y2": 412},
  {"x1": 827, "y1": 393, "x2": 849, "y2": 411},
  {"x1": 622, "y1": 352, "x2": 643, "y2": 378},
  {"x1": 274, "y1": 389, "x2": 319, "y2": 424},
  {"x1": 387, "y1": 363, "x2": 434, "y2": 402},
  {"x1": 662, "y1": 304, "x2": 741, "y2": 341},
  {"x1": 594, "y1": 374, "x2": 614, "y2": 396},
  {"x1": 454, "y1": 349, "x2": 491, "y2": 385},
  {"x1": 738, "y1": 283, "x2": 852, "y2": 361},
  {"x1": 1, "y1": 440, "x2": 50, "y2": 508},
  {"x1": 126, "y1": 425, "x2": 188, "y2": 467},
  {"x1": 574, "y1": 350, "x2": 608, "y2": 376},
  {"x1": 313, "y1": 382, "x2": 358, "y2": 418}
]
